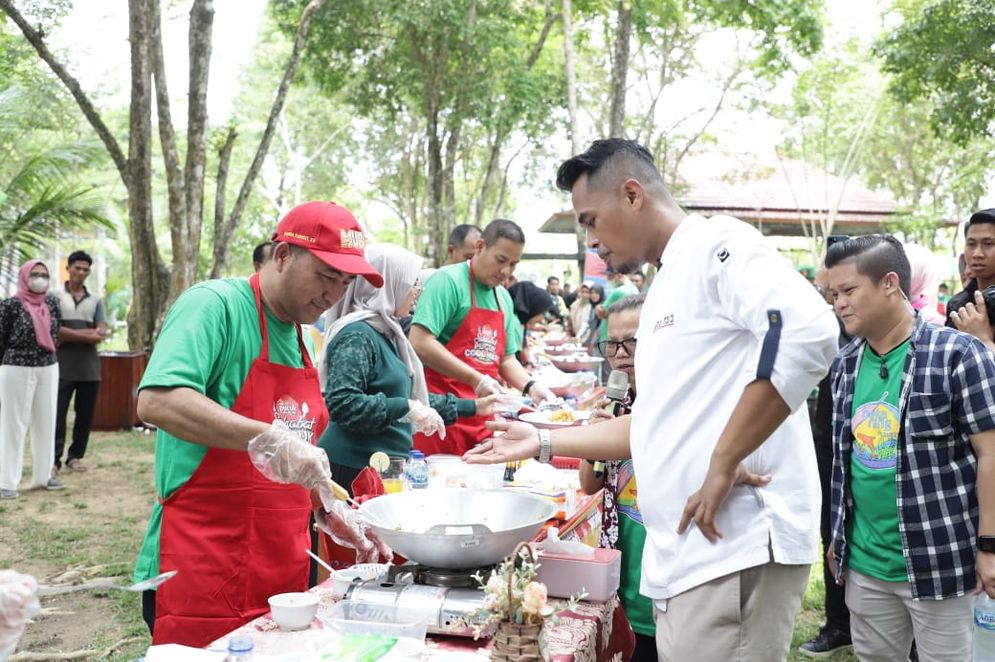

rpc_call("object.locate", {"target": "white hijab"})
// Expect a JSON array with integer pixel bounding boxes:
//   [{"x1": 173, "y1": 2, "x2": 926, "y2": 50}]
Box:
[{"x1": 319, "y1": 244, "x2": 428, "y2": 403}]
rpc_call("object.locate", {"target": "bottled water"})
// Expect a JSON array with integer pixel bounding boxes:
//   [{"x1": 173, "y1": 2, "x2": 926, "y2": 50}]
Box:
[
  {"x1": 225, "y1": 635, "x2": 254, "y2": 661},
  {"x1": 406, "y1": 450, "x2": 429, "y2": 489},
  {"x1": 975, "y1": 593, "x2": 995, "y2": 661}
]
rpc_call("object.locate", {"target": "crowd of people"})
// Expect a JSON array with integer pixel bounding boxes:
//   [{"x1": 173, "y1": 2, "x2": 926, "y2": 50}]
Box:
[
  {"x1": 0, "y1": 251, "x2": 106, "y2": 500},
  {"x1": 3, "y1": 138, "x2": 994, "y2": 662}
]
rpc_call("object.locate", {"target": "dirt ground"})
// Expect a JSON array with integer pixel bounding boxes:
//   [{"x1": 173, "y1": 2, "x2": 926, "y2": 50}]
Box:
[{"x1": 0, "y1": 428, "x2": 155, "y2": 661}]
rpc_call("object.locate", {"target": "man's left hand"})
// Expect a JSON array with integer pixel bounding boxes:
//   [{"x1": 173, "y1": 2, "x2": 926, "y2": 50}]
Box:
[
  {"x1": 677, "y1": 462, "x2": 771, "y2": 543},
  {"x1": 977, "y1": 551, "x2": 995, "y2": 598}
]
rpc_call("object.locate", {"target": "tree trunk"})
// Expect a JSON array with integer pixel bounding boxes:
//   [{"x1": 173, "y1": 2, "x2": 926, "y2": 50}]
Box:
[
  {"x1": 426, "y1": 107, "x2": 445, "y2": 266},
  {"x1": 125, "y1": 0, "x2": 170, "y2": 350},
  {"x1": 608, "y1": 0, "x2": 632, "y2": 138},
  {"x1": 562, "y1": 0, "x2": 586, "y2": 280}
]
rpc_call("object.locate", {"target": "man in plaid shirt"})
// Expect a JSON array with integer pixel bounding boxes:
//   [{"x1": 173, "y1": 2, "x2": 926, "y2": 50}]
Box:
[{"x1": 825, "y1": 235, "x2": 995, "y2": 661}]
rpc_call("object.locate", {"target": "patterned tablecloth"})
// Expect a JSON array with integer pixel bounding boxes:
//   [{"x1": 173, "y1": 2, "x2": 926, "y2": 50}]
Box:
[{"x1": 210, "y1": 579, "x2": 634, "y2": 661}]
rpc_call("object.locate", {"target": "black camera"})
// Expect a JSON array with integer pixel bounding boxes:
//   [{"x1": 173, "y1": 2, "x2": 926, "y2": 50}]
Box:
[{"x1": 981, "y1": 286, "x2": 995, "y2": 322}]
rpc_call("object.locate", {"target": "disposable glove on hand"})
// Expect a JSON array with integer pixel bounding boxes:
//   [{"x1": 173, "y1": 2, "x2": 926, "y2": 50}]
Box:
[
  {"x1": 248, "y1": 420, "x2": 330, "y2": 489},
  {"x1": 528, "y1": 383, "x2": 557, "y2": 407},
  {"x1": 475, "y1": 375, "x2": 502, "y2": 397},
  {"x1": 313, "y1": 498, "x2": 393, "y2": 564},
  {"x1": 401, "y1": 400, "x2": 446, "y2": 439},
  {"x1": 0, "y1": 570, "x2": 39, "y2": 659}
]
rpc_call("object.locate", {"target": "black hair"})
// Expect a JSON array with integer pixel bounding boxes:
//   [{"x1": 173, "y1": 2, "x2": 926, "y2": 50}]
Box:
[
  {"x1": 67, "y1": 250, "x2": 93, "y2": 266},
  {"x1": 825, "y1": 234, "x2": 911, "y2": 297},
  {"x1": 966, "y1": 208, "x2": 995, "y2": 237},
  {"x1": 547, "y1": 276, "x2": 559, "y2": 284},
  {"x1": 253, "y1": 241, "x2": 273, "y2": 264},
  {"x1": 607, "y1": 292, "x2": 646, "y2": 317},
  {"x1": 448, "y1": 224, "x2": 482, "y2": 248},
  {"x1": 588, "y1": 284, "x2": 605, "y2": 302},
  {"x1": 555, "y1": 138, "x2": 663, "y2": 193},
  {"x1": 481, "y1": 219, "x2": 526, "y2": 247}
]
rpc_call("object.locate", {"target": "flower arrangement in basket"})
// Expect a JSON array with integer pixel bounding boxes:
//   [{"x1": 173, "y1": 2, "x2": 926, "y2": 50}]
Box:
[{"x1": 472, "y1": 542, "x2": 582, "y2": 661}]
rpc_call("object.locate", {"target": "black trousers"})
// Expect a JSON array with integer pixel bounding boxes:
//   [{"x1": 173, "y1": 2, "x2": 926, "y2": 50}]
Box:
[
  {"x1": 54, "y1": 379, "x2": 100, "y2": 468},
  {"x1": 816, "y1": 440, "x2": 850, "y2": 634},
  {"x1": 142, "y1": 589, "x2": 156, "y2": 635},
  {"x1": 630, "y1": 632, "x2": 657, "y2": 662}
]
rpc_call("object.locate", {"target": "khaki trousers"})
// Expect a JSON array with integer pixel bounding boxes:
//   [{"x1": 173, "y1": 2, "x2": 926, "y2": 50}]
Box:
[
  {"x1": 845, "y1": 569, "x2": 974, "y2": 662},
  {"x1": 653, "y1": 561, "x2": 810, "y2": 661}
]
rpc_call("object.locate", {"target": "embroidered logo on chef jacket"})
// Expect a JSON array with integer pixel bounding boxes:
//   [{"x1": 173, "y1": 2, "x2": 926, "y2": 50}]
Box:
[
  {"x1": 464, "y1": 324, "x2": 499, "y2": 364},
  {"x1": 273, "y1": 395, "x2": 318, "y2": 443},
  {"x1": 653, "y1": 314, "x2": 674, "y2": 332}
]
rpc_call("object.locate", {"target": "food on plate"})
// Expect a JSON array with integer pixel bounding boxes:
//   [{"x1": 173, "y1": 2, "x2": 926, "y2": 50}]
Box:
[{"x1": 547, "y1": 409, "x2": 576, "y2": 423}]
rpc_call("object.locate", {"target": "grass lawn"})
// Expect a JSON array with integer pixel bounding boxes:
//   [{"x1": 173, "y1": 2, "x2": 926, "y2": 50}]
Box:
[{"x1": 1, "y1": 427, "x2": 857, "y2": 660}]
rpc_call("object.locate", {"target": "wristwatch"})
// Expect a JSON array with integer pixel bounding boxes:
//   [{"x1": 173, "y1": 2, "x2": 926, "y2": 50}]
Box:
[
  {"x1": 535, "y1": 429, "x2": 552, "y2": 464},
  {"x1": 979, "y1": 536, "x2": 995, "y2": 553}
]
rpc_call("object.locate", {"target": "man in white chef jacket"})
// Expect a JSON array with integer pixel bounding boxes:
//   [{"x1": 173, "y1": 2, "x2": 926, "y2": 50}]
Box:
[{"x1": 465, "y1": 138, "x2": 839, "y2": 660}]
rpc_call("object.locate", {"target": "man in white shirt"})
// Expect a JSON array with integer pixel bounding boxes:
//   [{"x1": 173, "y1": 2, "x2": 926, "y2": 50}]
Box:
[{"x1": 465, "y1": 139, "x2": 838, "y2": 660}]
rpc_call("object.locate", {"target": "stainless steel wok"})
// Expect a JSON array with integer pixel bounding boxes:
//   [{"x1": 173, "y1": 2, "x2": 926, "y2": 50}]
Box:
[{"x1": 358, "y1": 488, "x2": 558, "y2": 568}]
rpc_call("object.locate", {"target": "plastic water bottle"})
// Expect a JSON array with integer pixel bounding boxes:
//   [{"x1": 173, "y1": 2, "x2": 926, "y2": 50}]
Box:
[
  {"x1": 225, "y1": 635, "x2": 254, "y2": 661},
  {"x1": 975, "y1": 593, "x2": 995, "y2": 661},
  {"x1": 406, "y1": 450, "x2": 429, "y2": 489}
]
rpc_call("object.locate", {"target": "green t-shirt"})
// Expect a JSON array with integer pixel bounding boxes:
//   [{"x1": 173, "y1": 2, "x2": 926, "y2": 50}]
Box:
[
  {"x1": 133, "y1": 278, "x2": 315, "y2": 582},
  {"x1": 846, "y1": 338, "x2": 911, "y2": 582},
  {"x1": 411, "y1": 261, "x2": 521, "y2": 355},
  {"x1": 613, "y1": 461, "x2": 655, "y2": 636},
  {"x1": 599, "y1": 281, "x2": 639, "y2": 341}
]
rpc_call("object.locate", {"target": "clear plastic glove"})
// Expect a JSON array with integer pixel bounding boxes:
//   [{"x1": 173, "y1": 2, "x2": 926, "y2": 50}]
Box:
[
  {"x1": 527, "y1": 383, "x2": 557, "y2": 407},
  {"x1": 0, "y1": 570, "x2": 39, "y2": 659},
  {"x1": 475, "y1": 374, "x2": 502, "y2": 397},
  {"x1": 248, "y1": 420, "x2": 331, "y2": 489},
  {"x1": 401, "y1": 400, "x2": 447, "y2": 439},
  {"x1": 313, "y1": 498, "x2": 393, "y2": 564}
]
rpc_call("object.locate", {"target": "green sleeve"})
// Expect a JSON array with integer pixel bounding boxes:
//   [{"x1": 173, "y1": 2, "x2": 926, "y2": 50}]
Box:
[
  {"x1": 499, "y1": 289, "x2": 522, "y2": 355},
  {"x1": 428, "y1": 392, "x2": 477, "y2": 425},
  {"x1": 411, "y1": 270, "x2": 460, "y2": 337},
  {"x1": 139, "y1": 286, "x2": 229, "y2": 395},
  {"x1": 324, "y1": 329, "x2": 410, "y2": 433}
]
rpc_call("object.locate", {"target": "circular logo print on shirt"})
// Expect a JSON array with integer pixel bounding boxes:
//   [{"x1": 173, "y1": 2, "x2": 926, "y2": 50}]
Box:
[{"x1": 851, "y1": 398, "x2": 899, "y2": 470}]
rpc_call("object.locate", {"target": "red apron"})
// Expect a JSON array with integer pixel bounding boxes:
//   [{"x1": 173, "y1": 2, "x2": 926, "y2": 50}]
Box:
[
  {"x1": 413, "y1": 262, "x2": 506, "y2": 456},
  {"x1": 152, "y1": 274, "x2": 329, "y2": 647}
]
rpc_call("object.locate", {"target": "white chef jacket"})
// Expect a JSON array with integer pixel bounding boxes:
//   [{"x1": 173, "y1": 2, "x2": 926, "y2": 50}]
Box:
[{"x1": 630, "y1": 213, "x2": 838, "y2": 603}]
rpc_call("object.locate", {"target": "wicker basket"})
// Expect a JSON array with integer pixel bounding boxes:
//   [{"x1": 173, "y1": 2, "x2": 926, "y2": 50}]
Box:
[{"x1": 490, "y1": 542, "x2": 545, "y2": 662}]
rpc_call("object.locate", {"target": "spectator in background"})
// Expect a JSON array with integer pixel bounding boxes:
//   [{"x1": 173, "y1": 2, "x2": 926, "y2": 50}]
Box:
[
  {"x1": 937, "y1": 282, "x2": 950, "y2": 315},
  {"x1": 948, "y1": 209, "x2": 995, "y2": 327},
  {"x1": 597, "y1": 270, "x2": 638, "y2": 347},
  {"x1": 629, "y1": 270, "x2": 646, "y2": 292},
  {"x1": 959, "y1": 253, "x2": 971, "y2": 289},
  {"x1": 0, "y1": 260, "x2": 64, "y2": 499},
  {"x1": 445, "y1": 224, "x2": 482, "y2": 266},
  {"x1": 252, "y1": 242, "x2": 273, "y2": 272},
  {"x1": 582, "y1": 284, "x2": 605, "y2": 352},
  {"x1": 509, "y1": 280, "x2": 556, "y2": 367},
  {"x1": 569, "y1": 281, "x2": 593, "y2": 340},
  {"x1": 546, "y1": 276, "x2": 569, "y2": 321},
  {"x1": 904, "y1": 243, "x2": 945, "y2": 325},
  {"x1": 54, "y1": 250, "x2": 108, "y2": 474},
  {"x1": 561, "y1": 282, "x2": 577, "y2": 308}
]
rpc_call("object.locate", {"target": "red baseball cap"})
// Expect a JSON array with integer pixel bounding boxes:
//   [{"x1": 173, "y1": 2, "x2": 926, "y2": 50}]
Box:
[{"x1": 272, "y1": 201, "x2": 383, "y2": 288}]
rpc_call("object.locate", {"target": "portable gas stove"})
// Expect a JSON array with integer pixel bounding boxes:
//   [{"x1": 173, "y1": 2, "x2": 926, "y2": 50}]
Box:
[{"x1": 341, "y1": 562, "x2": 495, "y2": 637}]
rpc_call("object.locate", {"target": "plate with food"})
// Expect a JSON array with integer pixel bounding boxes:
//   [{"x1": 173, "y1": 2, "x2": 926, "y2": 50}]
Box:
[{"x1": 518, "y1": 408, "x2": 592, "y2": 429}]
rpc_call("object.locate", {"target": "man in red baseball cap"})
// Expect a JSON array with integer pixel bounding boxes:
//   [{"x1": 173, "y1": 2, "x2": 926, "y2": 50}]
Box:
[{"x1": 133, "y1": 201, "x2": 388, "y2": 647}]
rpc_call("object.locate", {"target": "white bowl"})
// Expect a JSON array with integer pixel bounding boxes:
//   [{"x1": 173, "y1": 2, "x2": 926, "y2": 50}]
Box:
[
  {"x1": 268, "y1": 591, "x2": 319, "y2": 631},
  {"x1": 331, "y1": 564, "x2": 385, "y2": 597}
]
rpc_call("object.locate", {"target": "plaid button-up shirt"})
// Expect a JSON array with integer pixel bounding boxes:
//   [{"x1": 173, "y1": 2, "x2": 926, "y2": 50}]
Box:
[{"x1": 830, "y1": 315, "x2": 995, "y2": 599}]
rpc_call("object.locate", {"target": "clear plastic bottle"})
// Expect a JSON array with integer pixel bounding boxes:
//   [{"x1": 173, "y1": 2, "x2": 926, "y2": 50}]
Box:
[
  {"x1": 406, "y1": 450, "x2": 429, "y2": 489},
  {"x1": 225, "y1": 635, "x2": 254, "y2": 662},
  {"x1": 975, "y1": 593, "x2": 995, "y2": 661}
]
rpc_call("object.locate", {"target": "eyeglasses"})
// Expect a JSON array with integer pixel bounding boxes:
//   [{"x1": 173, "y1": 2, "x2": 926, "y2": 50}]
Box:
[{"x1": 597, "y1": 337, "x2": 637, "y2": 357}]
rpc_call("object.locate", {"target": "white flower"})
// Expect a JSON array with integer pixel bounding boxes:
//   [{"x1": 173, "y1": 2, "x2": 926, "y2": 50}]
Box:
[{"x1": 521, "y1": 581, "x2": 548, "y2": 615}]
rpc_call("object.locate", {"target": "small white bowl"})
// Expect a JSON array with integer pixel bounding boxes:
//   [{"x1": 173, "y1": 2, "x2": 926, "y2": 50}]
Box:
[{"x1": 268, "y1": 591, "x2": 319, "y2": 631}]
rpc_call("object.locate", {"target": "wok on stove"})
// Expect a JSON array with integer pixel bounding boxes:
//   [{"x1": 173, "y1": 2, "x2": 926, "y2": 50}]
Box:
[{"x1": 358, "y1": 488, "x2": 557, "y2": 568}]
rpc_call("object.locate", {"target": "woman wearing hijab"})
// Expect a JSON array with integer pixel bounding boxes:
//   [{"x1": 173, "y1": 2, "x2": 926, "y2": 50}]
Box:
[
  {"x1": 569, "y1": 281, "x2": 593, "y2": 339},
  {"x1": 904, "y1": 242, "x2": 945, "y2": 325},
  {"x1": 508, "y1": 281, "x2": 556, "y2": 367},
  {"x1": 318, "y1": 244, "x2": 500, "y2": 491},
  {"x1": 0, "y1": 260, "x2": 64, "y2": 499},
  {"x1": 583, "y1": 284, "x2": 605, "y2": 353}
]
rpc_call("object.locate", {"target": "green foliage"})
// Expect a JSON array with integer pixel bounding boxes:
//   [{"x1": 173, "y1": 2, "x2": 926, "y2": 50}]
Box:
[{"x1": 875, "y1": 0, "x2": 995, "y2": 143}]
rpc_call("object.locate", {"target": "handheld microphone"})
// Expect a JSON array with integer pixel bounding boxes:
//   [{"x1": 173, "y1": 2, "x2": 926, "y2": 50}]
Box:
[{"x1": 591, "y1": 370, "x2": 630, "y2": 479}]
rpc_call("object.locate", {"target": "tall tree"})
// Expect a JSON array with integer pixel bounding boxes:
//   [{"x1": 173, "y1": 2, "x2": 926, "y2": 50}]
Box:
[
  {"x1": 0, "y1": 0, "x2": 326, "y2": 349},
  {"x1": 875, "y1": 0, "x2": 995, "y2": 144}
]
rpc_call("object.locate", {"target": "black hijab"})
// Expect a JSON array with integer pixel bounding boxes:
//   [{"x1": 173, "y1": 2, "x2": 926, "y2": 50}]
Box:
[{"x1": 508, "y1": 281, "x2": 555, "y2": 326}]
